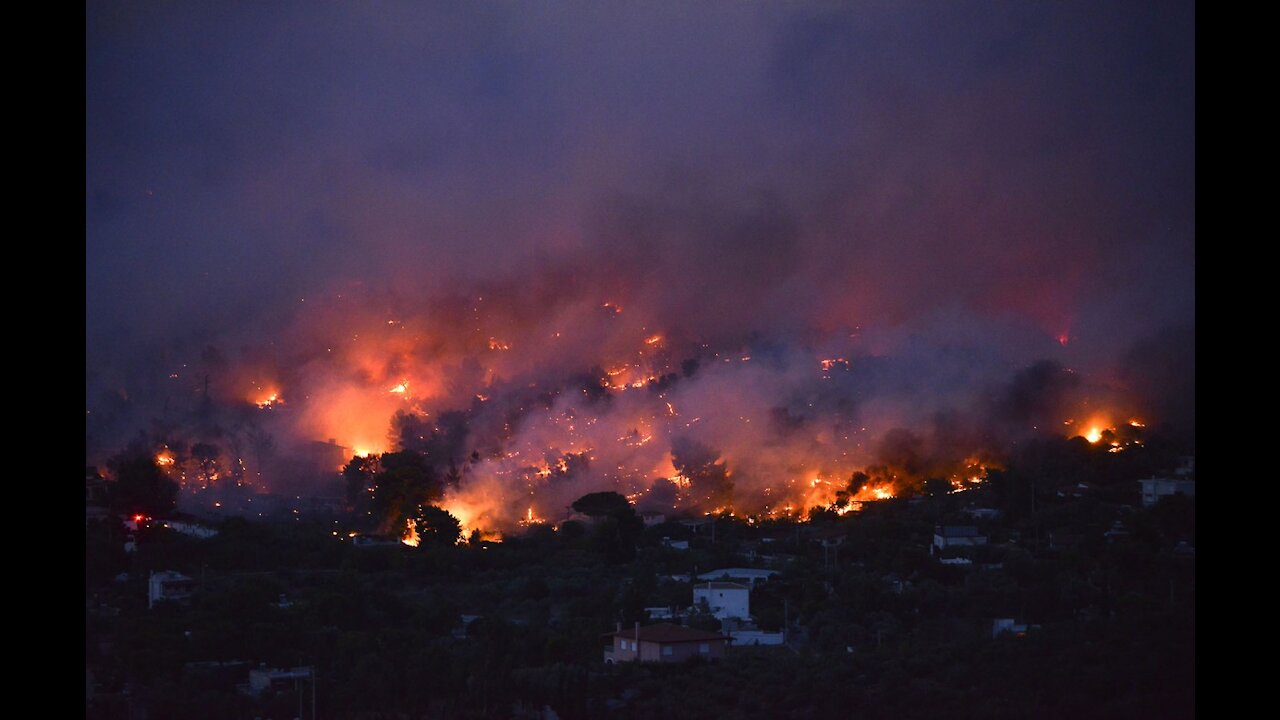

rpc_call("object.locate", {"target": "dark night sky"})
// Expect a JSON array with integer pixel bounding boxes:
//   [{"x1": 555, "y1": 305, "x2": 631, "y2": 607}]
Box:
[{"x1": 86, "y1": 1, "x2": 1193, "y2": 422}]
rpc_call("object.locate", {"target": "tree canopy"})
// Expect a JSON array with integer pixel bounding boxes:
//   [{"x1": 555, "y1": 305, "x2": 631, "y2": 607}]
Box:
[{"x1": 108, "y1": 449, "x2": 179, "y2": 517}]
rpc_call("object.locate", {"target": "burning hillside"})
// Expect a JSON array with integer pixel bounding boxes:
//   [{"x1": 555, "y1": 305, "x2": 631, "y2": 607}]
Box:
[{"x1": 86, "y1": 271, "x2": 1179, "y2": 540}]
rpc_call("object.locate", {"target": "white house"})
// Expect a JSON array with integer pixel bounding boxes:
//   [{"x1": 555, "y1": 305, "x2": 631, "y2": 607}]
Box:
[
  {"x1": 730, "y1": 628, "x2": 785, "y2": 646},
  {"x1": 693, "y1": 581, "x2": 750, "y2": 620},
  {"x1": 148, "y1": 571, "x2": 194, "y2": 609},
  {"x1": 645, "y1": 607, "x2": 675, "y2": 620},
  {"x1": 162, "y1": 520, "x2": 219, "y2": 539},
  {"x1": 933, "y1": 526, "x2": 987, "y2": 551},
  {"x1": 1139, "y1": 477, "x2": 1195, "y2": 507}
]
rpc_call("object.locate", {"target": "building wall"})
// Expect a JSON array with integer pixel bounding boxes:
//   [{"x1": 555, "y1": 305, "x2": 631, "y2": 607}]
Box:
[
  {"x1": 640, "y1": 639, "x2": 726, "y2": 662},
  {"x1": 1140, "y1": 479, "x2": 1196, "y2": 507},
  {"x1": 694, "y1": 587, "x2": 750, "y2": 619},
  {"x1": 933, "y1": 535, "x2": 987, "y2": 549},
  {"x1": 611, "y1": 636, "x2": 639, "y2": 662},
  {"x1": 730, "y1": 630, "x2": 785, "y2": 646}
]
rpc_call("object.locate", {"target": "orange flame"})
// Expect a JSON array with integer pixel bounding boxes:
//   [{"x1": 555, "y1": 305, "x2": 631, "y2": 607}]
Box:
[{"x1": 401, "y1": 518, "x2": 420, "y2": 547}]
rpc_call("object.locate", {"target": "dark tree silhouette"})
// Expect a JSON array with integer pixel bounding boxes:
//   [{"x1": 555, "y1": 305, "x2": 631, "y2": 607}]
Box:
[
  {"x1": 411, "y1": 504, "x2": 462, "y2": 546},
  {"x1": 108, "y1": 449, "x2": 178, "y2": 517},
  {"x1": 570, "y1": 491, "x2": 632, "y2": 518}
]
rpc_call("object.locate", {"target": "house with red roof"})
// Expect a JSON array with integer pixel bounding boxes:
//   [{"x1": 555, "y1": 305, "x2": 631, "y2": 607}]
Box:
[{"x1": 603, "y1": 623, "x2": 731, "y2": 663}]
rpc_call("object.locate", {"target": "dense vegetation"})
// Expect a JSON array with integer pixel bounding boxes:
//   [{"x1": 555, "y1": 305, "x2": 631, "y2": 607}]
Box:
[{"x1": 86, "y1": 436, "x2": 1194, "y2": 719}]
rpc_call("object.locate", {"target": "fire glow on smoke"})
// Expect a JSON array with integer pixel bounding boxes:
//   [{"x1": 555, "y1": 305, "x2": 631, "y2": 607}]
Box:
[{"x1": 120, "y1": 281, "x2": 1157, "y2": 539}]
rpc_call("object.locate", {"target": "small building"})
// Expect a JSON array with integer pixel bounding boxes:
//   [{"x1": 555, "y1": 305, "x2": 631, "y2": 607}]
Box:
[
  {"x1": 351, "y1": 534, "x2": 400, "y2": 548},
  {"x1": 1103, "y1": 521, "x2": 1130, "y2": 542},
  {"x1": 641, "y1": 512, "x2": 666, "y2": 527},
  {"x1": 603, "y1": 623, "x2": 730, "y2": 664},
  {"x1": 148, "y1": 571, "x2": 195, "y2": 609},
  {"x1": 1139, "y1": 477, "x2": 1196, "y2": 507},
  {"x1": 693, "y1": 582, "x2": 750, "y2": 620},
  {"x1": 696, "y1": 568, "x2": 778, "y2": 587},
  {"x1": 1174, "y1": 456, "x2": 1195, "y2": 477},
  {"x1": 933, "y1": 526, "x2": 987, "y2": 551},
  {"x1": 992, "y1": 618, "x2": 1029, "y2": 638},
  {"x1": 729, "y1": 629, "x2": 785, "y2": 646},
  {"x1": 645, "y1": 607, "x2": 675, "y2": 620},
  {"x1": 244, "y1": 665, "x2": 313, "y2": 695},
  {"x1": 86, "y1": 467, "x2": 109, "y2": 507},
  {"x1": 162, "y1": 520, "x2": 219, "y2": 539}
]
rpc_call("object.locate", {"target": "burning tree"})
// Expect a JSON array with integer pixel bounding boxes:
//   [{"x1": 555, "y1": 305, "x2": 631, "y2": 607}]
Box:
[
  {"x1": 670, "y1": 437, "x2": 733, "y2": 512},
  {"x1": 107, "y1": 448, "x2": 179, "y2": 517},
  {"x1": 190, "y1": 442, "x2": 222, "y2": 488}
]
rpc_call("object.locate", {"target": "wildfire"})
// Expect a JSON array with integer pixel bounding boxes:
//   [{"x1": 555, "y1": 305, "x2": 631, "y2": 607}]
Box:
[
  {"x1": 401, "y1": 518, "x2": 420, "y2": 547},
  {"x1": 488, "y1": 337, "x2": 511, "y2": 351},
  {"x1": 441, "y1": 499, "x2": 503, "y2": 543},
  {"x1": 253, "y1": 391, "x2": 282, "y2": 409},
  {"x1": 389, "y1": 381, "x2": 409, "y2": 394},
  {"x1": 819, "y1": 358, "x2": 849, "y2": 376},
  {"x1": 155, "y1": 450, "x2": 175, "y2": 466},
  {"x1": 519, "y1": 506, "x2": 545, "y2": 526},
  {"x1": 644, "y1": 334, "x2": 663, "y2": 345},
  {"x1": 1067, "y1": 415, "x2": 1144, "y2": 453}
]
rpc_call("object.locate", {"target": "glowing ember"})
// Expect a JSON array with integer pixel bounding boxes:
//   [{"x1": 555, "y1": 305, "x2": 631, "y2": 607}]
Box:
[
  {"x1": 644, "y1": 334, "x2": 663, "y2": 345},
  {"x1": 488, "y1": 337, "x2": 511, "y2": 351}
]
